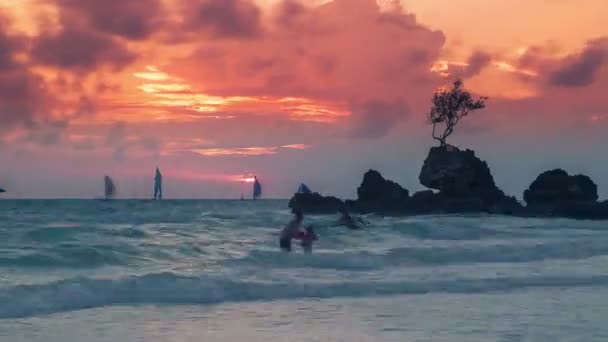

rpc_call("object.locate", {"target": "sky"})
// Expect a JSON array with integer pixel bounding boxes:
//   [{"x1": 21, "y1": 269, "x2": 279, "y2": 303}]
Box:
[{"x1": 0, "y1": 0, "x2": 606, "y2": 199}]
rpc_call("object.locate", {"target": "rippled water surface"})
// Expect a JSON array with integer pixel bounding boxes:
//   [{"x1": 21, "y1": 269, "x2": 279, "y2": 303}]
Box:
[{"x1": 0, "y1": 199, "x2": 607, "y2": 341}]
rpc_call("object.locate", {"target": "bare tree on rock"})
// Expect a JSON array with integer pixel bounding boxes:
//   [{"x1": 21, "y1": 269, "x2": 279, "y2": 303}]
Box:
[{"x1": 429, "y1": 80, "x2": 487, "y2": 147}]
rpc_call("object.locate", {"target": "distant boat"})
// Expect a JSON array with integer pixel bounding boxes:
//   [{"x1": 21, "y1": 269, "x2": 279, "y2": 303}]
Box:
[
  {"x1": 253, "y1": 176, "x2": 262, "y2": 200},
  {"x1": 104, "y1": 176, "x2": 116, "y2": 200},
  {"x1": 154, "y1": 167, "x2": 163, "y2": 200}
]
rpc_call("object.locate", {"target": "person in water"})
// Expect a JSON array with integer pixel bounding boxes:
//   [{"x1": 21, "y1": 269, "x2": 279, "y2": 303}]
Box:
[
  {"x1": 298, "y1": 225, "x2": 318, "y2": 254},
  {"x1": 280, "y1": 210, "x2": 303, "y2": 252},
  {"x1": 335, "y1": 208, "x2": 361, "y2": 230}
]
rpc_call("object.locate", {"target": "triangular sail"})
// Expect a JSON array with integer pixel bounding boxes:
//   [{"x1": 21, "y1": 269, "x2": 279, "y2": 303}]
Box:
[
  {"x1": 154, "y1": 167, "x2": 163, "y2": 200},
  {"x1": 104, "y1": 176, "x2": 116, "y2": 199}
]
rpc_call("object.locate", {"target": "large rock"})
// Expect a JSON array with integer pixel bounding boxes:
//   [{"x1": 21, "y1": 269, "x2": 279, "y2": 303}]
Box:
[
  {"x1": 416, "y1": 145, "x2": 524, "y2": 215},
  {"x1": 525, "y1": 200, "x2": 608, "y2": 220},
  {"x1": 524, "y1": 169, "x2": 598, "y2": 205},
  {"x1": 288, "y1": 192, "x2": 344, "y2": 214},
  {"x1": 419, "y1": 145, "x2": 503, "y2": 201},
  {"x1": 0, "y1": 188, "x2": 5, "y2": 193},
  {"x1": 522, "y1": 169, "x2": 606, "y2": 220},
  {"x1": 351, "y1": 170, "x2": 410, "y2": 213},
  {"x1": 405, "y1": 190, "x2": 523, "y2": 215}
]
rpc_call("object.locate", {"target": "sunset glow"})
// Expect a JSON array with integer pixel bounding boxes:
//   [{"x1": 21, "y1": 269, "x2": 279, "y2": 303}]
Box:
[{"x1": 0, "y1": 0, "x2": 607, "y2": 198}]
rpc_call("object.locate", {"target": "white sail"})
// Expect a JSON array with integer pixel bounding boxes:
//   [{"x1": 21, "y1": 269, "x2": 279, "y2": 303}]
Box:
[{"x1": 104, "y1": 176, "x2": 116, "y2": 199}]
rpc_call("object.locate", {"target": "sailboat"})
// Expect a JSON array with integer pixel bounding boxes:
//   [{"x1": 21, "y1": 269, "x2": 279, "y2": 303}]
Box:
[
  {"x1": 154, "y1": 167, "x2": 163, "y2": 200},
  {"x1": 104, "y1": 175, "x2": 116, "y2": 200},
  {"x1": 253, "y1": 176, "x2": 262, "y2": 200}
]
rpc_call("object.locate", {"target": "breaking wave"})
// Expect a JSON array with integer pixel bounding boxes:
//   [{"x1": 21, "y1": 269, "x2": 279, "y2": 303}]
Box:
[{"x1": 2, "y1": 272, "x2": 608, "y2": 319}]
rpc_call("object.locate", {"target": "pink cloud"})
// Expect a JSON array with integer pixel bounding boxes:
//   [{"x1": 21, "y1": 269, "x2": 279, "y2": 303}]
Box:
[
  {"x1": 189, "y1": 143, "x2": 310, "y2": 156},
  {"x1": 167, "y1": 0, "x2": 446, "y2": 137}
]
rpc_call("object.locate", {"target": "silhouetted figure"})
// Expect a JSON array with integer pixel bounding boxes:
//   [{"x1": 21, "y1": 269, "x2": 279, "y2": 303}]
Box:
[
  {"x1": 334, "y1": 208, "x2": 360, "y2": 230},
  {"x1": 280, "y1": 210, "x2": 303, "y2": 252},
  {"x1": 253, "y1": 176, "x2": 262, "y2": 200},
  {"x1": 154, "y1": 167, "x2": 163, "y2": 200}
]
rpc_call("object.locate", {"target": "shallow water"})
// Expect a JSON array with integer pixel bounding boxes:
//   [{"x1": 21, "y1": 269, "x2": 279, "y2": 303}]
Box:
[{"x1": 0, "y1": 200, "x2": 607, "y2": 341}]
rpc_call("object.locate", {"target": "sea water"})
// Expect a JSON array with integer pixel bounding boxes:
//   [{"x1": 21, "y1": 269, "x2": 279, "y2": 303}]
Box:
[{"x1": 0, "y1": 199, "x2": 607, "y2": 341}]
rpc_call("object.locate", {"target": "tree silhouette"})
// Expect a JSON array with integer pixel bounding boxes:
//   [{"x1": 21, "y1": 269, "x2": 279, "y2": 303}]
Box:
[{"x1": 429, "y1": 80, "x2": 487, "y2": 147}]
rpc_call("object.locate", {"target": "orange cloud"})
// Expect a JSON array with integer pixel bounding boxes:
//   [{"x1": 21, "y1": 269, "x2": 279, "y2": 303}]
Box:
[
  {"x1": 189, "y1": 142, "x2": 311, "y2": 157},
  {"x1": 190, "y1": 147, "x2": 279, "y2": 156},
  {"x1": 281, "y1": 144, "x2": 310, "y2": 149}
]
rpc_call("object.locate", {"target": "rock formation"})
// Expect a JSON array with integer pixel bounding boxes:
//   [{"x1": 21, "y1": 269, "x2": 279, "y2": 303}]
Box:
[
  {"x1": 524, "y1": 169, "x2": 598, "y2": 204},
  {"x1": 419, "y1": 145, "x2": 503, "y2": 201},
  {"x1": 418, "y1": 145, "x2": 522, "y2": 214},
  {"x1": 285, "y1": 147, "x2": 607, "y2": 220},
  {"x1": 523, "y1": 169, "x2": 607, "y2": 219},
  {"x1": 288, "y1": 192, "x2": 344, "y2": 214},
  {"x1": 348, "y1": 170, "x2": 410, "y2": 213}
]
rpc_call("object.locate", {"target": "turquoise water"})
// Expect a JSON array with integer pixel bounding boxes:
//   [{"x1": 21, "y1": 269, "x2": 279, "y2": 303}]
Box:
[{"x1": 0, "y1": 200, "x2": 607, "y2": 341}]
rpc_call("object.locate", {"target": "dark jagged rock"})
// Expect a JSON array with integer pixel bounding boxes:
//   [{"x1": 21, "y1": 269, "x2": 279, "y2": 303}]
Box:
[
  {"x1": 288, "y1": 192, "x2": 344, "y2": 214},
  {"x1": 523, "y1": 169, "x2": 607, "y2": 220},
  {"x1": 419, "y1": 145, "x2": 504, "y2": 202},
  {"x1": 417, "y1": 145, "x2": 524, "y2": 214},
  {"x1": 524, "y1": 169, "x2": 598, "y2": 204},
  {"x1": 410, "y1": 190, "x2": 435, "y2": 202},
  {"x1": 350, "y1": 170, "x2": 410, "y2": 213},
  {"x1": 284, "y1": 152, "x2": 606, "y2": 220},
  {"x1": 404, "y1": 191, "x2": 523, "y2": 215},
  {"x1": 524, "y1": 200, "x2": 608, "y2": 220}
]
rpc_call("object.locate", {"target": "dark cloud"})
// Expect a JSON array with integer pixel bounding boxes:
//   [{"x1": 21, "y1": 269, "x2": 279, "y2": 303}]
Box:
[
  {"x1": 464, "y1": 51, "x2": 492, "y2": 77},
  {"x1": 349, "y1": 100, "x2": 409, "y2": 139},
  {"x1": 313, "y1": 55, "x2": 337, "y2": 74},
  {"x1": 0, "y1": 7, "x2": 128, "y2": 147},
  {"x1": 377, "y1": 11, "x2": 421, "y2": 30},
  {"x1": 447, "y1": 51, "x2": 492, "y2": 80},
  {"x1": 0, "y1": 69, "x2": 46, "y2": 129},
  {"x1": 0, "y1": 17, "x2": 22, "y2": 71},
  {"x1": 549, "y1": 38, "x2": 608, "y2": 87},
  {"x1": 247, "y1": 57, "x2": 278, "y2": 72},
  {"x1": 185, "y1": 0, "x2": 262, "y2": 39},
  {"x1": 21, "y1": 120, "x2": 69, "y2": 146},
  {"x1": 58, "y1": 0, "x2": 164, "y2": 40},
  {"x1": 105, "y1": 122, "x2": 161, "y2": 161},
  {"x1": 275, "y1": 0, "x2": 307, "y2": 28},
  {"x1": 171, "y1": 0, "x2": 445, "y2": 109},
  {"x1": 32, "y1": 28, "x2": 136, "y2": 71},
  {"x1": 73, "y1": 96, "x2": 97, "y2": 117},
  {"x1": 0, "y1": 17, "x2": 59, "y2": 139}
]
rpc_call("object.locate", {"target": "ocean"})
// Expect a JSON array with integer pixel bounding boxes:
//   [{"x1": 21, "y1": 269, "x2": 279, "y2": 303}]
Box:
[{"x1": 1, "y1": 199, "x2": 607, "y2": 341}]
